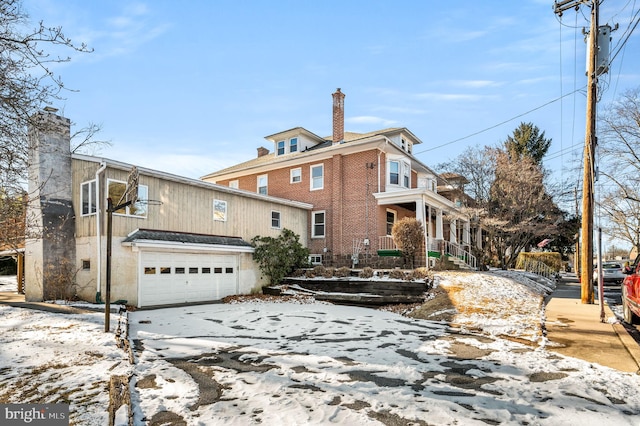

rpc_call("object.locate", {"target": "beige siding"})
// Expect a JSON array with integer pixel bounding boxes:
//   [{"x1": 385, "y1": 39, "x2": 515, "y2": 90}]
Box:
[{"x1": 73, "y1": 159, "x2": 309, "y2": 243}]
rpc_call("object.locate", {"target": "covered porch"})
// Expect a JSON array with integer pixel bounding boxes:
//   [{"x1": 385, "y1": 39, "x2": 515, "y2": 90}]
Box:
[{"x1": 373, "y1": 188, "x2": 477, "y2": 269}]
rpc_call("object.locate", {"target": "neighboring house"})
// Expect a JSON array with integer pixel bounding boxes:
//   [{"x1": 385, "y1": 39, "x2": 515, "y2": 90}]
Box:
[
  {"x1": 24, "y1": 109, "x2": 311, "y2": 307},
  {"x1": 201, "y1": 89, "x2": 478, "y2": 269}
]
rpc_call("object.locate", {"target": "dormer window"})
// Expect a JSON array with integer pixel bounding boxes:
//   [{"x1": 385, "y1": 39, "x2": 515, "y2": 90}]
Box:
[{"x1": 276, "y1": 137, "x2": 299, "y2": 156}]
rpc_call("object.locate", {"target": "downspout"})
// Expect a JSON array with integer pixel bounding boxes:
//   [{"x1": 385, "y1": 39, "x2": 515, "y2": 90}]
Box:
[{"x1": 95, "y1": 161, "x2": 107, "y2": 303}]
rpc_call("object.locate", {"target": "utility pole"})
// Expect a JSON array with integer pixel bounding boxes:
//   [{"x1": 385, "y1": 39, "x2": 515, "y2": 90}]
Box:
[{"x1": 553, "y1": 0, "x2": 598, "y2": 303}]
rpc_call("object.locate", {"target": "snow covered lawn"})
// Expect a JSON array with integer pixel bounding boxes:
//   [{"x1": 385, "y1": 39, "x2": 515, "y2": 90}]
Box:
[{"x1": 1, "y1": 272, "x2": 640, "y2": 425}]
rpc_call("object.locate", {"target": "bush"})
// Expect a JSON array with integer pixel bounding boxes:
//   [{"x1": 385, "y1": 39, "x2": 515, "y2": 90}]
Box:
[
  {"x1": 391, "y1": 218, "x2": 424, "y2": 269},
  {"x1": 322, "y1": 267, "x2": 335, "y2": 278},
  {"x1": 359, "y1": 267, "x2": 374, "y2": 278},
  {"x1": 334, "y1": 266, "x2": 351, "y2": 278},
  {"x1": 313, "y1": 265, "x2": 327, "y2": 276},
  {"x1": 389, "y1": 269, "x2": 406, "y2": 280},
  {"x1": 251, "y1": 229, "x2": 310, "y2": 285}
]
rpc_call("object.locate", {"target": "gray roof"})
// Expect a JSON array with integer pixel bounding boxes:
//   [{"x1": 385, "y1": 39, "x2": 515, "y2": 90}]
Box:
[{"x1": 123, "y1": 229, "x2": 252, "y2": 248}]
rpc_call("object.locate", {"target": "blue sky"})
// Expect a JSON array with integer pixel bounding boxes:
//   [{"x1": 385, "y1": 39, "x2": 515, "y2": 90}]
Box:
[{"x1": 24, "y1": 0, "x2": 640, "y2": 189}]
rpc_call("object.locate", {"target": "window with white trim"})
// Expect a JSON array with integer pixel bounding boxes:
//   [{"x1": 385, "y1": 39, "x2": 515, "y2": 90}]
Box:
[
  {"x1": 290, "y1": 168, "x2": 301, "y2": 184},
  {"x1": 403, "y1": 161, "x2": 410, "y2": 188},
  {"x1": 389, "y1": 161, "x2": 399, "y2": 185},
  {"x1": 386, "y1": 209, "x2": 396, "y2": 235},
  {"x1": 81, "y1": 180, "x2": 97, "y2": 216},
  {"x1": 309, "y1": 254, "x2": 322, "y2": 265},
  {"x1": 107, "y1": 179, "x2": 148, "y2": 217},
  {"x1": 213, "y1": 199, "x2": 227, "y2": 221},
  {"x1": 257, "y1": 175, "x2": 268, "y2": 195},
  {"x1": 271, "y1": 210, "x2": 281, "y2": 228},
  {"x1": 277, "y1": 140, "x2": 285, "y2": 156},
  {"x1": 312, "y1": 211, "x2": 326, "y2": 238},
  {"x1": 310, "y1": 164, "x2": 324, "y2": 190},
  {"x1": 290, "y1": 137, "x2": 298, "y2": 153},
  {"x1": 229, "y1": 180, "x2": 239, "y2": 189}
]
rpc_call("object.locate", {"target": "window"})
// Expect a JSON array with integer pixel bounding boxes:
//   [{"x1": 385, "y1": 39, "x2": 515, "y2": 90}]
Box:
[
  {"x1": 175, "y1": 267, "x2": 185, "y2": 274},
  {"x1": 403, "y1": 162, "x2": 410, "y2": 188},
  {"x1": 202, "y1": 267, "x2": 211, "y2": 274},
  {"x1": 107, "y1": 179, "x2": 148, "y2": 217},
  {"x1": 272, "y1": 211, "x2": 281, "y2": 228},
  {"x1": 229, "y1": 180, "x2": 239, "y2": 189},
  {"x1": 225, "y1": 267, "x2": 234, "y2": 273},
  {"x1": 310, "y1": 164, "x2": 324, "y2": 190},
  {"x1": 144, "y1": 267, "x2": 156, "y2": 275},
  {"x1": 389, "y1": 161, "x2": 399, "y2": 185},
  {"x1": 290, "y1": 168, "x2": 302, "y2": 183},
  {"x1": 277, "y1": 140, "x2": 285, "y2": 156},
  {"x1": 189, "y1": 267, "x2": 198, "y2": 274},
  {"x1": 312, "y1": 211, "x2": 326, "y2": 238},
  {"x1": 81, "y1": 180, "x2": 97, "y2": 216},
  {"x1": 82, "y1": 259, "x2": 91, "y2": 270},
  {"x1": 214, "y1": 267, "x2": 223, "y2": 274},
  {"x1": 386, "y1": 210, "x2": 396, "y2": 235},
  {"x1": 160, "y1": 267, "x2": 171, "y2": 274},
  {"x1": 290, "y1": 137, "x2": 298, "y2": 153},
  {"x1": 214, "y1": 199, "x2": 227, "y2": 221},
  {"x1": 309, "y1": 254, "x2": 322, "y2": 265},
  {"x1": 257, "y1": 175, "x2": 268, "y2": 195}
]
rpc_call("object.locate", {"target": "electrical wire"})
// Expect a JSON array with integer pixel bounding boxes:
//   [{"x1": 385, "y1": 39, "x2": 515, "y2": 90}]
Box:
[{"x1": 415, "y1": 87, "x2": 585, "y2": 154}]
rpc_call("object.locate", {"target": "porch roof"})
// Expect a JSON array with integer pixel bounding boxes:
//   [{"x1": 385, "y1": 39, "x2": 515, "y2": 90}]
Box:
[{"x1": 373, "y1": 188, "x2": 457, "y2": 212}]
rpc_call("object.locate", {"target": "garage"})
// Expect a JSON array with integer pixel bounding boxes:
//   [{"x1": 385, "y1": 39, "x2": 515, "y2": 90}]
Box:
[
  {"x1": 122, "y1": 229, "x2": 254, "y2": 307},
  {"x1": 139, "y1": 251, "x2": 239, "y2": 307}
]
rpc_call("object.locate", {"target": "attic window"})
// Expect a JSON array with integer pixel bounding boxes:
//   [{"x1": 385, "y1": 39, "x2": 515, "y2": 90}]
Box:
[
  {"x1": 277, "y1": 140, "x2": 285, "y2": 156},
  {"x1": 290, "y1": 138, "x2": 298, "y2": 153}
]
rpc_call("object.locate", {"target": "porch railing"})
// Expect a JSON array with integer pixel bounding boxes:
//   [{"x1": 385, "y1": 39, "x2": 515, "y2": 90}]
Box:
[
  {"x1": 518, "y1": 258, "x2": 557, "y2": 281},
  {"x1": 442, "y1": 240, "x2": 477, "y2": 270},
  {"x1": 377, "y1": 236, "x2": 477, "y2": 270}
]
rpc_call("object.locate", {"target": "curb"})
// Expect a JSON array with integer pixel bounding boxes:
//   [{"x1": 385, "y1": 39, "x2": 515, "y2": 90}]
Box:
[{"x1": 604, "y1": 304, "x2": 640, "y2": 374}]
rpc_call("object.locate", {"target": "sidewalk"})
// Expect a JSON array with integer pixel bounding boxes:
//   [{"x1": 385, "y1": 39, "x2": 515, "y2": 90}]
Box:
[{"x1": 545, "y1": 275, "x2": 640, "y2": 374}]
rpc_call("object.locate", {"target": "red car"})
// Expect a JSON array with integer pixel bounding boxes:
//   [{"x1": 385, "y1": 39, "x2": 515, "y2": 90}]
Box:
[{"x1": 622, "y1": 258, "x2": 640, "y2": 324}]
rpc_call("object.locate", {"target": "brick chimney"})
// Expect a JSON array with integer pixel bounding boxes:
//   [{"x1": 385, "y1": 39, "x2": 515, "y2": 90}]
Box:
[
  {"x1": 332, "y1": 88, "x2": 345, "y2": 144},
  {"x1": 257, "y1": 146, "x2": 269, "y2": 157}
]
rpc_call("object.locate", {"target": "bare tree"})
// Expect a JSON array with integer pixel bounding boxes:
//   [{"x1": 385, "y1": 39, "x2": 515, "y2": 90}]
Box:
[
  {"x1": 597, "y1": 87, "x2": 640, "y2": 254},
  {"x1": 0, "y1": 0, "x2": 92, "y2": 251}
]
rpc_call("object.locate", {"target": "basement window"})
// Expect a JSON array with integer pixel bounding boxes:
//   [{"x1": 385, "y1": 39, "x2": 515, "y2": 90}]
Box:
[{"x1": 82, "y1": 259, "x2": 91, "y2": 270}]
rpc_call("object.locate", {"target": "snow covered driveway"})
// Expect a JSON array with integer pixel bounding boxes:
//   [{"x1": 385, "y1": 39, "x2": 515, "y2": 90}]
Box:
[{"x1": 130, "y1": 300, "x2": 640, "y2": 425}]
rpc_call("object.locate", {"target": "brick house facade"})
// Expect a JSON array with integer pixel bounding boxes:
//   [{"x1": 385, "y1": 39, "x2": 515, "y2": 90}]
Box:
[{"x1": 202, "y1": 90, "x2": 478, "y2": 269}]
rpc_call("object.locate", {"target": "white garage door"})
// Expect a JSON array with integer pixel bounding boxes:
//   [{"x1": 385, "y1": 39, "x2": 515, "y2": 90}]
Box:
[{"x1": 139, "y1": 251, "x2": 238, "y2": 307}]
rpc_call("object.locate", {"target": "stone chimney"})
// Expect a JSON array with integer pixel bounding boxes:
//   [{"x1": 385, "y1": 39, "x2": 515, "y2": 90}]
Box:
[
  {"x1": 332, "y1": 88, "x2": 345, "y2": 144},
  {"x1": 257, "y1": 146, "x2": 269, "y2": 157},
  {"x1": 25, "y1": 108, "x2": 76, "y2": 301}
]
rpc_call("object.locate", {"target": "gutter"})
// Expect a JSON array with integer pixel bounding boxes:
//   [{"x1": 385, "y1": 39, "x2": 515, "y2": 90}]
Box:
[{"x1": 95, "y1": 161, "x2": 107, "y2": 302}]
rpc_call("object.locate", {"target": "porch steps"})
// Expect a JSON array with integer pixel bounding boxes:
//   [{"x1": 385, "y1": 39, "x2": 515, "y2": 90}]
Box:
[{"x1": 447, "y1": 255, "x2": 474, "y2": 270}]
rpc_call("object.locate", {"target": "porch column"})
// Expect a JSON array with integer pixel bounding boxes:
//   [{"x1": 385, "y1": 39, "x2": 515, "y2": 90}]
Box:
[
  {"x1": 476, "y1": 225, "x2": 483, "y2": 250},
  {"x1": 449, "y1": 219, "x2": 457, "y2": 244},
  {"x1": 463, "y1": 220, "x2": 471, "y2": 246},
  {"x1": 435, "y1": 209, "x2": 444, "y2": 240}
]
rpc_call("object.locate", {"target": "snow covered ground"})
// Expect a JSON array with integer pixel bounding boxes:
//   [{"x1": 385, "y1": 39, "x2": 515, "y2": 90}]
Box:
[{"x1": 1, "y1": 272, "x2": 640, "y2": 425}]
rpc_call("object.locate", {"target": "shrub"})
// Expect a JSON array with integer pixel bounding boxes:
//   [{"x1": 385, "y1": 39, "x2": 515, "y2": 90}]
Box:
[
  {"x1": 388, "y1": 269, "x2": 406, "y2": 280},
  {"x1": 359, "y1": 267, "x2": 374, "y2": 278},
  {"x1": 322, "y1": 267, "x2": 335, "y2": 278},
  {"x1": 391, "y1": 218, "x2": 424, "y2": 269},
  {"x1": 251, "y1": 229, "x2": 310, "y2": 285},
  {"x1": 334, "y1": 266, "x2": 351, "y2": 278},
  {"x1": 313, "y1": 265, "x2": 327, "y2": 276}
]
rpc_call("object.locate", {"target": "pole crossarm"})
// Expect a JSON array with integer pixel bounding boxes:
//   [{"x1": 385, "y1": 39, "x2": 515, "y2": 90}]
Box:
[{"x1": 553, "y1": 0, "x2": 589, "y2": 16}]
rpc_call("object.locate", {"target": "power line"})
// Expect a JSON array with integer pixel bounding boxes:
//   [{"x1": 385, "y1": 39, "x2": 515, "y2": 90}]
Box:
[{"x1": 415, "y1": 87, "x2": 585, "y2": 154}]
